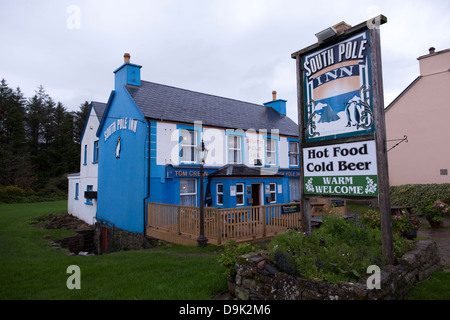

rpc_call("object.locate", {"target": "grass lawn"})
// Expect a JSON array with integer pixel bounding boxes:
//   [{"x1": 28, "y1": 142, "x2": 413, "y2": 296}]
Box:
[{"x1": 0, "y1": 201, "x2": 227, "y2": 300}]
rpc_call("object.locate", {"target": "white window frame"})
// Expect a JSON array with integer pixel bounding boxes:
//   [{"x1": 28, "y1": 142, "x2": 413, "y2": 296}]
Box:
[
  {"x1": 236, "y1": 183, "x2": 244, "y2": 206},
  {"x1": 228, "y1": 134, "x2": 243, "y2": 164},
  {"x1": 289, "y1": 141, "x2": 299, "y2": 167},
  {"x1": 265, "y1": 137, "x2": 277, "y2": 166},
  {"x1": 180, "y1": 179, "x2": 197, "y2": 206},
  {"x1": 216, "y1": 183, "x2": 223, "y2": 206},
  {"x1": 269, "y1": 183, "x2": 276, "y2": 203},
  {"x1": 180, "y1": 129, "x2": 198, "y2": 164}
]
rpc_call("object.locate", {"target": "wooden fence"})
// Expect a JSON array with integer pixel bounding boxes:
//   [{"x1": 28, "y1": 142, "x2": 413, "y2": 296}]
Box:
[{"x1": 146, "y1": 202, "x2": 303, "y2": 246}]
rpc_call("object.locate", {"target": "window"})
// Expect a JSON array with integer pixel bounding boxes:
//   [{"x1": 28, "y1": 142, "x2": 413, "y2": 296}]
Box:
[
  {"x1": 180, "y1": 129, "x2": 197, "y2": 163},
  {"x1": 180, "y1": 179, "x2": 197, "y2": 206},
  {"x1": 289, "y1": 178, "x2": 300, "y2": 202},
  {"x1": 236, "y1": 183, "x2": 244, "y2": 206},
  {"x1": 85, "y1": 185, "x2": 93, "y2": 205},
  {"x1": 268, "y1": 183, "x2": 276, "y2": 203},
  {"x1": 93, "y1": 141, "x2": 99, "y2": 163},
  {"x1": 83, "y1": 145, "x2": 87, "y2": 165},
  {"x1": 289, "y1": 141, "x2": 299, "y2": 166},
  {"x1": 217, "y1": 183, "x2": 223, "y2": 206},
  {"x1": 228, "y1": 135, "x2": 242, "y2": 164},
  {"x1": 74, "y1": 183, "x2": 79, "y2": 200},
  {"x1": 266, "y1": 138, "x2": 277, "y2": 165}
]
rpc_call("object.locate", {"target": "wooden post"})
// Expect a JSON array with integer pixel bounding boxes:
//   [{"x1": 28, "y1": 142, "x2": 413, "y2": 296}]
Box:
[
  {"x1": 369, "y1": 16, "x2": 394, "y2": 264},
  {"x1": 217, "y1": 209, "x2": 222, "y2": 245},
  {"x1": 295, "y1": 52, "x2": 311, "y2": 233}
]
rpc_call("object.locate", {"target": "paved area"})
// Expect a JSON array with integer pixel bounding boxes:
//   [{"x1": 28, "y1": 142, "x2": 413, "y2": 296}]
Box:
[{"x1": 417, "y1": 216, "x2": 450, "y2": 272}]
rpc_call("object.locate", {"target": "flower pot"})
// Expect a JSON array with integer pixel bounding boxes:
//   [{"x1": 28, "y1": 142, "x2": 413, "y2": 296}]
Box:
[
  {"x1": 402, "y1": 230, "x2": 417, "y2": 240},
  {"x1": 429, "y1": 220, "x2": 444, "y2": 228}
]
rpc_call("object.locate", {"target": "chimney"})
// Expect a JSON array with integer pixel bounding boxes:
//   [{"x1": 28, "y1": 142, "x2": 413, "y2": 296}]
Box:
[
  {"x1": 124, "y1": 53, "x2": 131, "y2": 63},
  {"x1": 113, "y1": 53, "x2": 142, "y2": 90},
  {"x1": 429, "y1": 47, "x2": 435, "y2": 54},
  {"x1": 264, "y1": 90, "x2": 287, "y2": 116}
]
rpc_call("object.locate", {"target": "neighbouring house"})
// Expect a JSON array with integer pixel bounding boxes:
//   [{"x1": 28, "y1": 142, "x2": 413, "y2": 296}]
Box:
[
  {"x1": 385, "y1": 47, "x2": 450, "y2": 186},
  {"x1": 67, "y1": 101, "x2": 106, "y2": 224}
]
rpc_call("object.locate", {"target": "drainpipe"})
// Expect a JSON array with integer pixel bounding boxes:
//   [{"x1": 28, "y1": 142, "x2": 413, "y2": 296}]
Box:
[{"x1": 143, "y1": 119, "x2": 151, "y2": 234}]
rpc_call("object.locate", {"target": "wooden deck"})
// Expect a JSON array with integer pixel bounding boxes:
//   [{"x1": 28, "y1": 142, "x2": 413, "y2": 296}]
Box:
[{"x1": 146, "y1": 202, "x2": 303, "y2": 246}]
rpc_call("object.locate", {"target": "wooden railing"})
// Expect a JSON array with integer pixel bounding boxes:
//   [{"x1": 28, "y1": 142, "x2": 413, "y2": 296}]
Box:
[{"x1": 146, "y1": 202, "x2": 303, "y2": 246}]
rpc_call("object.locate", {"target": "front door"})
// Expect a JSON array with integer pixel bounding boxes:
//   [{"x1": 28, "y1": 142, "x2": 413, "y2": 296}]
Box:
[{"x1": 251, "y1": 184, "x2": 261, "y2": 206}]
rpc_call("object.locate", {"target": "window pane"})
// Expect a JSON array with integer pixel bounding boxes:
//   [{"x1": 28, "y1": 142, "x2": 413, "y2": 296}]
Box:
[
  {"x1": 217, "y1": 184, "x2": 223, "y2": 193},
  {"x1": 218, "y1": 194, "x2": 223, "y2": 205},
  {"x1": 180, "y1": 179, "x2": 195, "y2": 194},
  {"x1": 237, "y1": 194, "x2": 244, "y2": 205},
  {"x1": 270, "y1": 183, "x2": 276, "y2": 191},
  {"x1": 180, "y1": 195, "x2": 196, "y2": 206},
  {"x1": 236, "y1": 184, "x2": 243, "y2": 193}
]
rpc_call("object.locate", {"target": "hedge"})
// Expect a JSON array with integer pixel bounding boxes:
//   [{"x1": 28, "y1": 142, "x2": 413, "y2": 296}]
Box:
[{"x1": 390, "y1": 184, "x2": 450, "y2": 212}]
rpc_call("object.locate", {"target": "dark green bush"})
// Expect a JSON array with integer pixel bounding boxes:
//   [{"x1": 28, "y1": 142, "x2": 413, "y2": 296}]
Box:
[{"x1": 390, "y1": 184, "x2": 450, "y2": 212}]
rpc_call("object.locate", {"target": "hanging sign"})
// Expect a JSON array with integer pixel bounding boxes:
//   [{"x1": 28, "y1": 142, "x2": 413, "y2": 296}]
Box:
[
  {"x1": 303, "y1": 140, "x2": 378, "y2": 196},
  {"x1": 302, "y1": 30, "x2": 374, "y2": 142}
]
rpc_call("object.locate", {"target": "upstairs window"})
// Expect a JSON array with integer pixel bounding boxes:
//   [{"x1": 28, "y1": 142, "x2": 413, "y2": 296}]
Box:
[
  {"x1": 289, "y1": 141, "x2": 299, "y2": 167},
  {"x1": 93, "y1": 141, "x2": 99, "y2": 163},
  {"x1": 180, "y1": 129, "x2": 197, "y2": 164},
  {"x1": 265, "y1": 138, "x2": 277, "y2": 166},
  {"x1": 228, "y1": 135, "x2": 242, "y2": 164},
  {"x1": 83, "y1": 145, "x2": 87, "y2": 165}
]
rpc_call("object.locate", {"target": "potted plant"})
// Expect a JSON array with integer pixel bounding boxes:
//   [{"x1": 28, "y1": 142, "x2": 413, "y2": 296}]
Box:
[
  {"x1": 423, "y1": 200, "x2": 449, "y2": 228},
  {"x1": 361, "y1": 209, "x2": 421, "y2": 239}
]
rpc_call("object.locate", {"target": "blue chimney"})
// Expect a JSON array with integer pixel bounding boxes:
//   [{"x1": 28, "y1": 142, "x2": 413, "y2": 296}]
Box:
[
  {"x1": 113, "y1": 53, "x2": 142, "y2": 90},
  {"x1": 264, "y1": 91, "x2": 286, "y2": 116}
]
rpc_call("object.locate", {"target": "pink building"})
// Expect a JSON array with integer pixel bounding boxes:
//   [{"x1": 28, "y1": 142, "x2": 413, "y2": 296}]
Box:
[{"x1": 386, "y1": 47, "x2": 450, "y2": 186}]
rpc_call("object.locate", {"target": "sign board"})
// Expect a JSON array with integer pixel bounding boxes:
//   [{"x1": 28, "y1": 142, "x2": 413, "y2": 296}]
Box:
[
  {"x1": 282, "y1": 204, "x2": 300, "y2": 214},
  {"x1": 303, "y1": 140, "x2": 378, "y2": 196},
  {"x1": 302, "y1": 30, "x2": 374, "y2": 142}
]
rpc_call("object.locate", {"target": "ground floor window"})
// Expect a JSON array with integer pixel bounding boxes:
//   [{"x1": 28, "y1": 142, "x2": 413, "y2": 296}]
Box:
[
  {"x1": 268, "y1": 183, "x2": 276, "y2": 203},
  {"x1": 85, "y1": 185, "x2": 93, "y2": 205},
  {"x1": 75, "y1": 183, "x2": 79, "y2": 200},
  {"x1": 236, "y1": 183, "x2": 244, "y2": 205},
  {"x1": 289, "y1": 178, "x2": 300, "y2": 202},
  {"x1": 217, "y1": 183, "x2": 223, "y2": 205},
  {"x1": 180, "y1": 179, "x2": 197, "y2": 206}
]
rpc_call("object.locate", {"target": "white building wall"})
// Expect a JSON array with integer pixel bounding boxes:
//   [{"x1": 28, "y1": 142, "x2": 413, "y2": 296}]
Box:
[
  {"x1": 155, "y1": 122, "x2": 295, "y2": 169},
  {"x1": 67, "y1": 107, "x2": 100, "y2": 225}
]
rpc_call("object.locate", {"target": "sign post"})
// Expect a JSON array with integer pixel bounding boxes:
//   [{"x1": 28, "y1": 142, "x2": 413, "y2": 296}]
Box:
[{"x1": 292, "y1": 15, "x2": 393, "y2": 263}]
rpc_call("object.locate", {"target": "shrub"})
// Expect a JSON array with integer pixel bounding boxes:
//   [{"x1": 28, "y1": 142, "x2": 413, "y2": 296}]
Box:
[
  {"x1": 361, "y1": 209, "x2": 421, "y2": 236},
  {"x1": 268, "y1": 217, "x2": 411, "y2": 284},
  {"x1": 218, "y1": 240, "x2": 259, "y2": 276},
  {"x1": 390, "y1": 184, "x2": 450, "y2": 212}
]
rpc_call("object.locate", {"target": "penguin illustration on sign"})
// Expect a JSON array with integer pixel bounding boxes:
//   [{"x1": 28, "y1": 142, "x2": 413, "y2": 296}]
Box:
[
  {"x1": 345, "y1": 96, "x2": 363, "y2": 127},
  {"x1": 115, "y1": 137, "x2": 121, "y2": 158}
]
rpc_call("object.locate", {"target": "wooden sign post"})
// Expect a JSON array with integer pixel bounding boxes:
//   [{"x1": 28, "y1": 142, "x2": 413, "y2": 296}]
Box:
[{"x1": 292, "y1": 15, "x2": 394, "y2": 263}]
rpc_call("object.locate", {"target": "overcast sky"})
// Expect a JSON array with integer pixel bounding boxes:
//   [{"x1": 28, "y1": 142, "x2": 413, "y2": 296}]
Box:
[{"x1": 1, "y1": 0, "x2": 449, "y2": 122}]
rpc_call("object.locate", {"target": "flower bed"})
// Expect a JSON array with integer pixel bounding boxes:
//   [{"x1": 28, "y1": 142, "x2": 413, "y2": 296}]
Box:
[{"x1": 224, "y1": 217, "x2": 442, "y2": 300}]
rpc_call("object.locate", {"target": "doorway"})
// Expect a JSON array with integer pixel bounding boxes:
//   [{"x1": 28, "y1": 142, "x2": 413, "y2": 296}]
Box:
[{"x1": 251, "y1": 183, "x2": 262, "y2": 206}]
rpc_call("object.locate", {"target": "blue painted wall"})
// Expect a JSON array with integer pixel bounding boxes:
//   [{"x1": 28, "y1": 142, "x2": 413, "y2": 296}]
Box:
[{"x1": 97, "y1": 63, "x2": 147, "y2": 233}]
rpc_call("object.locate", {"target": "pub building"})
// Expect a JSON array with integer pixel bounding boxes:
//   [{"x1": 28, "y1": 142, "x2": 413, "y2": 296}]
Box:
[{"x1": 68, "y1": 53, "x2": 304, "y2": 235}]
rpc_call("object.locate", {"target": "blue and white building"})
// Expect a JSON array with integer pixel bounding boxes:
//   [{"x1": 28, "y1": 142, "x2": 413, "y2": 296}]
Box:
[{"x1": 69, "y1": 53, "x2": 300, "y2": 235}]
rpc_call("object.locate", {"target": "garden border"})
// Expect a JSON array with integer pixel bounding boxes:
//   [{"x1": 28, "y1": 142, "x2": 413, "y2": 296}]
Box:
[{"x1": 230, "y1": 239, "x2": 441, "y2": 300}]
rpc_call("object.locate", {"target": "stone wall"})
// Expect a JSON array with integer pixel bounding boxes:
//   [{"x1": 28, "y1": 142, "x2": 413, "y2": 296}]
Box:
[
  {"x1": 230, "y1": 240, "x2": 442, "y2": 300},
  {"x1": 94, "y1": 223, "x2": 158, "y2": 254}
]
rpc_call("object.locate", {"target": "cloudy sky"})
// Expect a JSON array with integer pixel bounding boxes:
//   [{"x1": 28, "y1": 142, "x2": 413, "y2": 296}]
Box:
[{"x1": 1, "y1": 0, "x2": 449, "y2": 122}]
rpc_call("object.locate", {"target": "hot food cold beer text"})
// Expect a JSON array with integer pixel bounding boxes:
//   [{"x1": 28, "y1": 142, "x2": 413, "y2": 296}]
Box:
[{"x1": 303, "y1": 141, "x2": 378, "y2": 196}]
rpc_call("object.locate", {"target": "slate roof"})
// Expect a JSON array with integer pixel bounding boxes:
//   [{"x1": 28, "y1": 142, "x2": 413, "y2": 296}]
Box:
[
  {"x1": 209, "y1": 164, "x2": 283, "y2": 178},
  {"x1": 125, "y1": 80, "x2": 298, "y2": 136},
  {"x1": 91, "y1": 101, "x2": 107, "y2": 121}
]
